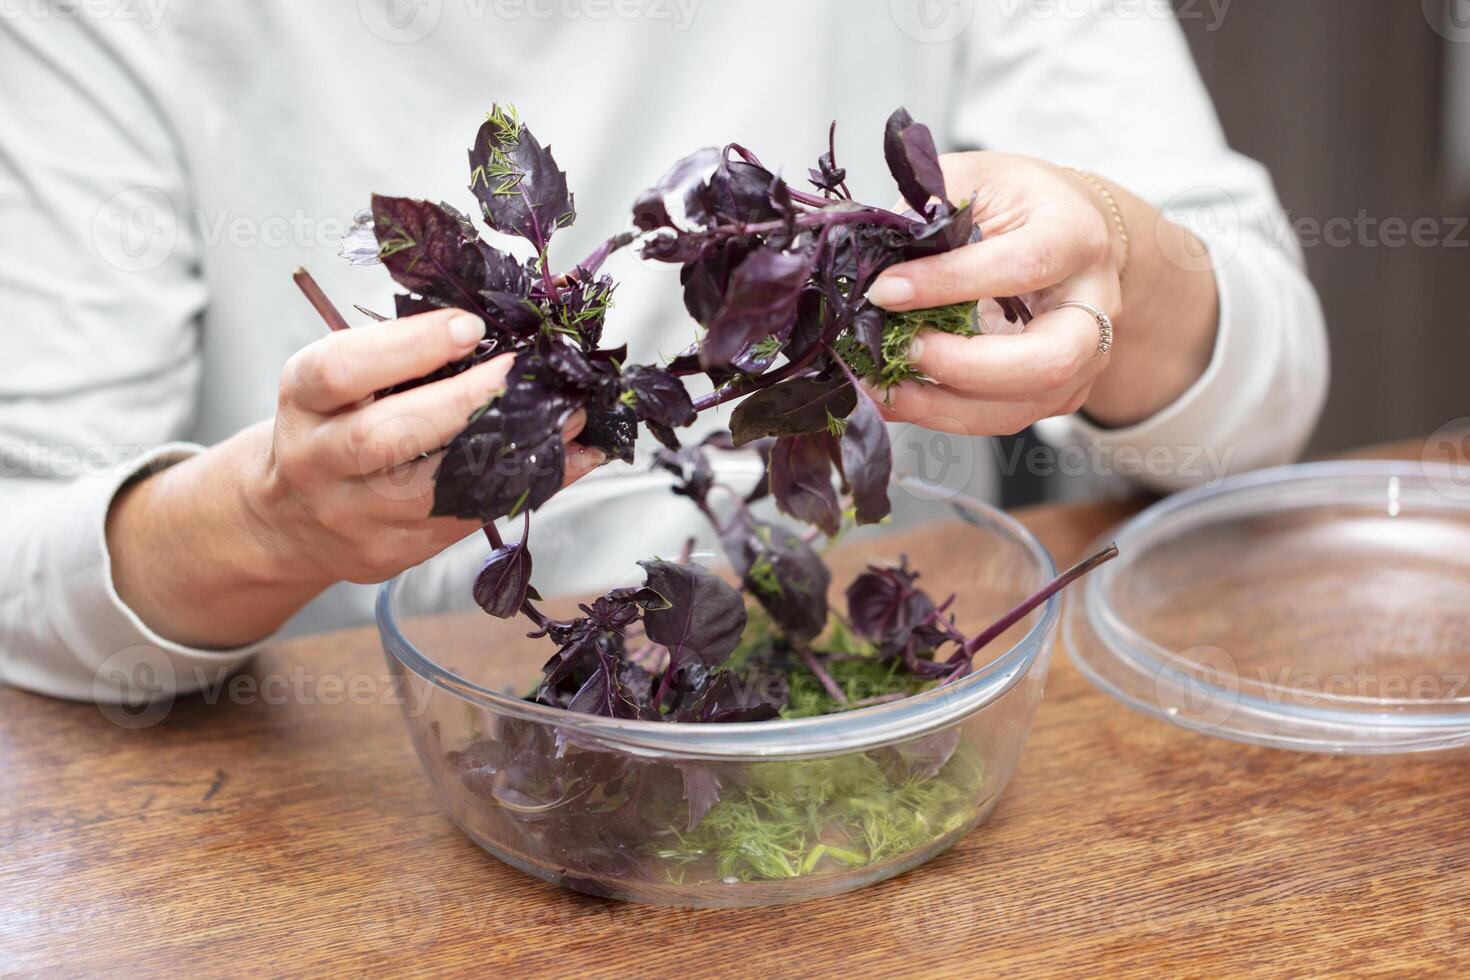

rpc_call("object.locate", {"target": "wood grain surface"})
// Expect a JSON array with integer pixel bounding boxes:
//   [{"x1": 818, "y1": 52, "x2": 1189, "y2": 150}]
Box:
[{"x1": 4, "y1": 439, "x2": 1468, "y2": 978}]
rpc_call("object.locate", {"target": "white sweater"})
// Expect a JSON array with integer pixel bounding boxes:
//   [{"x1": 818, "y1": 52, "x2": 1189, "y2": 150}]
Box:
[{"x1": 0, "y1": 0, "x2": 1327, "y2": 702}]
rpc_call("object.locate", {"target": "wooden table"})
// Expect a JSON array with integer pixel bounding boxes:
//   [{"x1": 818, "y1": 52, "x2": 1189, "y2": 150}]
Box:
[{"x1": 5, "y1": 439, "x2": 1468, "y2": 977}]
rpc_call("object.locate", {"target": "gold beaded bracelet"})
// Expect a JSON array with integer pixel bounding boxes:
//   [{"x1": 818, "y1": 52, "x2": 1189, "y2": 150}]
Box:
[{"x1": 1064, "y1": 166, "x2": 1131, "y2": 281}]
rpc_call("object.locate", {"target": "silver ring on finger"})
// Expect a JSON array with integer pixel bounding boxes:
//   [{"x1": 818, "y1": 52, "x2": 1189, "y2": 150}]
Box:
[{"x1": 1054, "y1": 300, "x2": 1113, "y2": 358}]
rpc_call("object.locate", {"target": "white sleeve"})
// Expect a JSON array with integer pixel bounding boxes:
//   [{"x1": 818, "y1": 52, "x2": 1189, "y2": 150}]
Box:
[
  {"x1": 0, "y1": 17, "x2": 259, "y2": 702},
  {"x1": 952, "y1": 4, "x2": 1330, "y2": 492}
]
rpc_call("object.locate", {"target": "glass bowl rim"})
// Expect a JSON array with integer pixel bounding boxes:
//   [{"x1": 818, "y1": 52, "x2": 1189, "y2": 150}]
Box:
[
  {"x1": 1068, "y1": 459, "x2": 1470, "y2": 753},
  {"x1": 376, "y1": 466, "x2": 1060, "y2": 760}
]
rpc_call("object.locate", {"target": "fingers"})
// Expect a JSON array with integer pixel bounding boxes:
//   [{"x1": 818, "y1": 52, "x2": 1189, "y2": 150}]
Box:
[
  {"x1": 908, "y1": 284, "x2": 1114, "y2": 399},
  {"x1": 867, "y1": 205, "x2": 1109, "y2": 312},
  {"x1": 319, "y1": 354, "x2": 516, "y2": 474},
  {"x1": 873, "y1": 378, "x2": 1094, "y2": 437},
  {"x1": 363, "y1": 439, "x2": 609, "y2": 522},
  {"x1": 284, "y1": 308, "x2": 487, "y2": 414}
]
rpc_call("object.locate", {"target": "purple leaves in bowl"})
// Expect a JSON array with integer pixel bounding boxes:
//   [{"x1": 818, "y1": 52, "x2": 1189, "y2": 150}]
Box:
[{"x1": 328, "y1": 103, "x2": 1109, "y2": 729}]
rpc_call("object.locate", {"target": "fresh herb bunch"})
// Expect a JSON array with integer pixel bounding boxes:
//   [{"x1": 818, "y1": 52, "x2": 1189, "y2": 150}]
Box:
[{"x1": 326, "y1": 104, "x2": 1111, "y2": 727}]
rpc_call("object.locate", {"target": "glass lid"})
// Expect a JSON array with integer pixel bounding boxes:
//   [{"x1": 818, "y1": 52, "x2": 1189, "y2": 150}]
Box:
[{"x1": 1065, "y1": 461, "x2": 1470, "y2": 754}]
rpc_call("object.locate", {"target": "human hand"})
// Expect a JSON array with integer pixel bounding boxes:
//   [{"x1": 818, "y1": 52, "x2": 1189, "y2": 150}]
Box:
[
  {"x1": 864, "y1": 151, "x2": 1123, "y2": 435},
  {"x1": 247, "y1": 307, "x2": 602, "y2": 586},
  {"x1": 108, "y1": 307, "x2": 601, "y2": 649}
]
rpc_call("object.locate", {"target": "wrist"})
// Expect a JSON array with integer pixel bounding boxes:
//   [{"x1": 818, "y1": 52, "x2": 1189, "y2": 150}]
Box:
[
  {"x1": 233, "y1": 420, "x2": 336, "y2": 595},
  {"x1": 106, "y1": 422, "x2": 330, "y2": 649}
]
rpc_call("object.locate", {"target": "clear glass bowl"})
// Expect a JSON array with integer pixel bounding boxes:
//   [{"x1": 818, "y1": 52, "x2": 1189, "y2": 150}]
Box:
[{"x1": 377, "y1": 456, "x2": 1059, "y2": 906}]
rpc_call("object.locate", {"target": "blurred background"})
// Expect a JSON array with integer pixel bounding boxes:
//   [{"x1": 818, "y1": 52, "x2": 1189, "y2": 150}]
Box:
[{"x1": 1179, "y1": 0, "x2": 1469, "y2": 454}]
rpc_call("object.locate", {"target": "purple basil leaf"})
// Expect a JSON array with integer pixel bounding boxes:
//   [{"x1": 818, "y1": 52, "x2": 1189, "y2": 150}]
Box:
[
  {"x1": 769, "y1": 432, "x2": 842, "y2": 537},
  {"x1": 476, "y1": 242, "x2": 540, "y2": 337},
  {"x1": 472, "y1": 520, "x2": 534, "y2": 618},
  {"x1": 567, "y1": 650, "x2": 622, "y2": 717},
  {"x1": 434, "y1": 406, "x2": 568, "y2": 521},
  {"x1": 432, "y1": 350, "x2": 575, "y2": 521},
  {"x1": 817, "y1": 206, "x2": 910, "y2": 294},
  {"x1": 729, "y1": 373, "x2": 856, "y2": 448},
  {"x1": 632, "y1": 147, "x2": 722, "y2": 232},
  {"x1": 370, "y1": 195, "x2": 494, "y2": 315},
  {"x1": 580, "y1": 403, "x2": 637, "y2": 465},
  {"x1": 699, "y1": 158, "x2": 782, "y2": 225},
  {"x1": 548, "y1": 271, "x2": 617, "y2": 348},
  {"x1": 678, "y1": 764, "x2": 722, "y2": 830},
  {"x1": 671, "y1": 666, "x2": 784, "y2": 724},
  {"x1": 721, "y1": 512, "x2": 831, "y2": 641},
  {"x1": 652, "y1": 440, "x2": 716, "y2": 502},
  {"x1": 681, "y1": 240, "x2": 753, "y2": 327},
  {"x1": 624, "y1": 364, "x2": 696, "y2": 429},
  {"x1": 639, "y1": 560, "x2": 747, "y2": 669},
  {"x1": 702, "y1": 247, "x2": 811, "y2": 370},
  {"x1": 903, "y1": 199, "x2": 975, "y2": 259},
  {"x1": 883, "y1": 107, "x2": 947, "y2": 217},
  {"x1": 639, "y1": 229, "x2": 709, "y2": 265},
  {"x1": 845, "y1": 558, "x2": 950, "y2": 660},
  {"x1": 767, "y1": 176, "x2": 799, "y2": 247},
  {"x1": 647, "y1": 420, "x2": 682, "y2": 452},
  {"x1": 602, "y1": 585, "x2": 670, "y2": 612},
  {"x1": 783, "y1": 288, "x2": 831, "y2": 363},
  {"x1": 468, "y1": 106, "x2": 575, "y2": 248},
  {"x1": 392, "y1": 293, "x2": 449, "y2": 324},
  {"x1": 541, "y1": 340, "x2": 619, "y2": 402},
  {"x1": 809, "y1": 150, "x2": 847, "y2": 194},
  {"x1": 837, "y1": 385, "x2": 892, "y2": 526},
  {"x1": 851, "y1": 303, "x2": 885, "y2": 372},
  {"x1": 479, "y1": 290, "x2": 541, "y2": 337},
  {"x1": 743, "y1": 437, "x2": 776, "y2": 504}
]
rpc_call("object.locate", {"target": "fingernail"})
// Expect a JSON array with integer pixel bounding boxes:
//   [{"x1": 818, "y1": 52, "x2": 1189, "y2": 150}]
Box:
[
  {"x1": 448, "y1": 314, "x2": 485, "y2": 347},
  {"x1": 571, "y1": 446, "x2": 607, "y2": 471},
  {"x1": 866, "y1": 276, "x2": 913, "y2": 309},
  {"x1": 908, "y1": 334, "x2": 925, "y2": 360},
  {"x1": 859, "y1": 380, "x2": 891, "y2": 407}
]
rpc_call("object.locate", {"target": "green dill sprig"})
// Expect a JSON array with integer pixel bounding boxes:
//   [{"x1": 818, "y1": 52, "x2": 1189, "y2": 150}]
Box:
[{"x1": 837, "y1": 300, "x2": 980, "y2": 390}]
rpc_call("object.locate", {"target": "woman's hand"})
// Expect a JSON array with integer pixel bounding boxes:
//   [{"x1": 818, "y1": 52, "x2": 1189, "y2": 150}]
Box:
[
  {"x1": 107, "y1": 307, "x2": 602, "y2": 648},
  {"x1": 247, "y1": 307, "x2": 601, "y2": 585},
  {"x1": 865, "y1": 152, "x2": 1218, "y2": 433}
]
